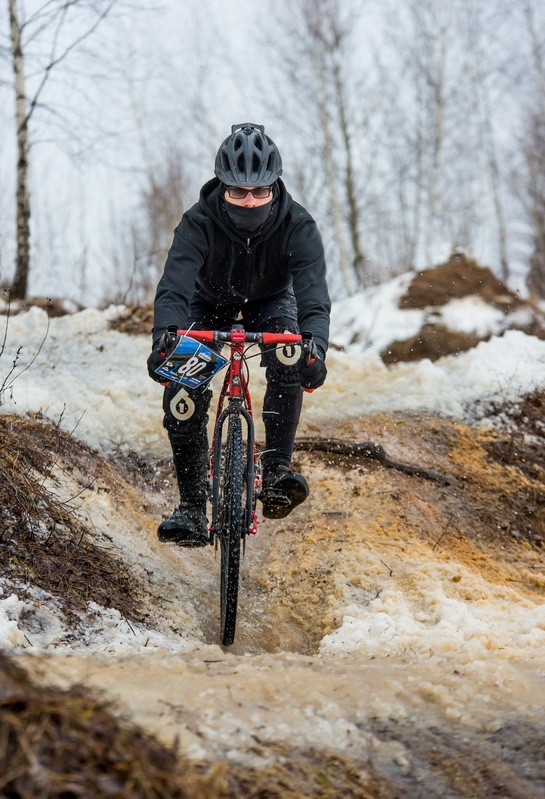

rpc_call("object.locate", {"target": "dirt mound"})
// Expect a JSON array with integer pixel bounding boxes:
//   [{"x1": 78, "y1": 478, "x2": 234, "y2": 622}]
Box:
[
  {"x1": 381, "y1": 323, "x2": 484, "y2": 364},
  {"x1": 242, "y1": 394, "x2": 545, "y2": 654},
  {"x1": 481, "y1": 390, "x2": 545, "y2": 537},
  {"x1": 110, "y1": 304, "x2": 154, "y2": 335},
  {"x1": 399, "y1": 253, "x2": 522, "y2": 310},
  {"x1": 0, "y1": 414, "x2": 146, "y2": 623},
  {"x1": 379, "y1": 253, "x2": 545, "y2": 363}
]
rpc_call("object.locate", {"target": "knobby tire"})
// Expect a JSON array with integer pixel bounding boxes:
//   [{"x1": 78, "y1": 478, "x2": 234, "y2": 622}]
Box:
[{"x1": 219, "y1": 414, "x2": 244, "y2": 646}]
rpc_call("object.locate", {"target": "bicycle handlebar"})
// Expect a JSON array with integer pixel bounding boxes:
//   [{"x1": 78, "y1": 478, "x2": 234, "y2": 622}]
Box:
[
  {"x1": 177, "y1": 328, "x2": 303, "y2": 345},
  {"x1": 167, "y1": 326, "x2": 315, "y2": 393}
]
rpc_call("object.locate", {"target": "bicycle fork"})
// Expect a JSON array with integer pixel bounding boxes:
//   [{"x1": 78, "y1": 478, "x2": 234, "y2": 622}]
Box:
[{"x1": 209, "y1": 342, "x2": 259, "y2": 545}]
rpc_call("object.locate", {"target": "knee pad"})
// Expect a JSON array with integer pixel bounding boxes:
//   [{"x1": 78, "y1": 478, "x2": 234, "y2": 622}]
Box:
[
  {"x1": 163, "y1": 384, "x2": 212, "y2": 433},
  {"x1": 259, "y1": 317, "x2": 303, "y2": 393}
]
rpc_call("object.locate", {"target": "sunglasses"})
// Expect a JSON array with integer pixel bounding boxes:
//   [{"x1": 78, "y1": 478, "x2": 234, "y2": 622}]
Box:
[{"x1": 225, "y1": 186, "x2": 272, "y2": 200}]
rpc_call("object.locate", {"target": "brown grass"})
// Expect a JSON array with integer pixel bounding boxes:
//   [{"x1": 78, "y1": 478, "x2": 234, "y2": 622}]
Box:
[
  {"x1": 0, "y1": 652, "x2": 223, "y2": 798},
  {"x1": 0, "y1": 414, "x2": 145, "y2": 623}
]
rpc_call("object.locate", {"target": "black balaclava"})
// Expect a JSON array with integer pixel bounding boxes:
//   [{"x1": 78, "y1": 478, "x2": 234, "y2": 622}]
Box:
[{"x1": 223, "y1": 198, "x2": 274, "y2": 232}]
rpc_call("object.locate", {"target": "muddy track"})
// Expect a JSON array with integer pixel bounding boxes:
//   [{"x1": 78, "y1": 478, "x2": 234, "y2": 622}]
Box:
[{"x1": 10, "y1": 408, "x2": 545, "y2": 797}]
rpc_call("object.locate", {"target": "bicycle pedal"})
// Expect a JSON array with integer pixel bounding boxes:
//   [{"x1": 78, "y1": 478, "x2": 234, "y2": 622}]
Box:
[{"x1": 260, "y1": 489, "x2": 290, "y2": 506}]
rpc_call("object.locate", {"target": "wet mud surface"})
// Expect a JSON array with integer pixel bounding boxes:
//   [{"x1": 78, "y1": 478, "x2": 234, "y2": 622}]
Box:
[{"x1": 5, "y1": 398, "x2": 545, "y2": 797}]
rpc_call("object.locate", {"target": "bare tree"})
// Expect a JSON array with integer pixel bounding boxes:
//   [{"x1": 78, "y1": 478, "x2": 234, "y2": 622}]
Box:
[
  {"x1": 522, "y1": 112, "x2": 545, "y2": 300},
  {"x1": 133, "y1": 143, "x2": 190, "y2": 304},
  {"x1": 3, "y1": 0, "x2": 118, "y2": 299},
  {"x1": 517, "y1": 0, "x2": 545, "y2": 296},
  {"x1": 262, "y1": 0, "x2": 369, "y2": 297},
  {"x1": 523, "y1": 0, "x2": 545, "y2": 115}
]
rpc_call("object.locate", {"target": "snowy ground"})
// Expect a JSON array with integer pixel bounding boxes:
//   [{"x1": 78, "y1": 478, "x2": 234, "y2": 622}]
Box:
[
  {"x1": 1, "y1": 285, "x2": 545, "y2": 456},
  {"x1": 1, "y1": 278, "x2": 545, "y2": 789}
]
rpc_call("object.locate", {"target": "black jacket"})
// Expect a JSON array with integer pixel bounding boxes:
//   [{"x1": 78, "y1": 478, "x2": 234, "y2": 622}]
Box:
[{"x1": 152, "y1": 178, "x2": 331, "y2": 354}]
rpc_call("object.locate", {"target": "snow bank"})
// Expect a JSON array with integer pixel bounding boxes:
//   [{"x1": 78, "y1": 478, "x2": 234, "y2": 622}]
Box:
[
  {"x1": 1, "y1": 305, "x2": 545, "y2": 456},
  {"x1": 0, "y1": 581, "x2": 200, "y2": 655},
  {"x1": 303, "y1": 330, "x2": 545, "y2": 426},
  {"x1": 321, "y1": 580, "x2": 545, "y2": 664},
  {"x1": 0, "y1": 306, "x2": 165, "y2": 455}
]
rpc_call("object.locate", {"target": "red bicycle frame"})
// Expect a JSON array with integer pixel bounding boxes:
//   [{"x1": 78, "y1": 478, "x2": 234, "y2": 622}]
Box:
[{"x1": 177, "y1": 326, "x2": 304, "y2": 540}]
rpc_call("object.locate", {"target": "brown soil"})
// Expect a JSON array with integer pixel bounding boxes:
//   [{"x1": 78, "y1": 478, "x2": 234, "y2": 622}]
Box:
[
  {"x1": 367, "y1": 717, "x2": 545, "y2": 799},
  {"x1": 110, "y1": 305, "x2": 154, "y2": 335},
  {"x1": 3, "y1": 391, "x2": 545, "y2": 797},
  {"x1": 381, "y1": 323, "x2": 484, "y2": 364},
  {"x1": 398, "y1": 253, "x2": 522, "y2": 310},
  {"x1": 258, "y1": 393, "x2": 545, "y2": 652},
  {"x1": 0, "y1": 414, "x2": 146, "y2": 623}
]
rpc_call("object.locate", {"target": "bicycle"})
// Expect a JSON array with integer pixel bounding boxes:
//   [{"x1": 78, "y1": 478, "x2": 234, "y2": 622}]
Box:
[{"x1": 158, "y1": 325, "x2": 311, "y2": 646}]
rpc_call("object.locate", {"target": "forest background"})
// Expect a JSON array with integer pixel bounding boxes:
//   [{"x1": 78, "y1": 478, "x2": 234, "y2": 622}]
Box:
[{"x1": 1, "y1": 0, "x2": 545, "y2": 307}]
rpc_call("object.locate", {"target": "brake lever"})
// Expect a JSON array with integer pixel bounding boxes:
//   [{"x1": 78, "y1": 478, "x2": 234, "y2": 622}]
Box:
[{"x1": 301, "y1": 334, "x2": 316, "y2": 394}]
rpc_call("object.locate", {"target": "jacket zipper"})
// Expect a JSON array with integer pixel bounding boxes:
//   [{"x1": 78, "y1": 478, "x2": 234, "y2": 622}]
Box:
[{"x1": 245, "y1": 238, "x2": 253, "y2": 299}]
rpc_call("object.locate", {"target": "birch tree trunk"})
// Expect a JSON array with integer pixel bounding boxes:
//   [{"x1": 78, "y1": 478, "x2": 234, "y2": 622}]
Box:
[
  {"x1": 315, "y1": 56, "x2": 352, "y2": 294},
  {"x1": 523, "y1": 0, "x2": 545, "y2": 114},
  {"x1": 8, "y1": 0, "x2": 31, "y2": 300},
  {"x1": 332, "y1": 56, "x2": 365, "y2": 287}
]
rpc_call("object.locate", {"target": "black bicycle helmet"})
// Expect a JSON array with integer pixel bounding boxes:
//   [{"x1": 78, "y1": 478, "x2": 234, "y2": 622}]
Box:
[{"x1": 214, "y1": 123, "x2": 283, "y2": 186}]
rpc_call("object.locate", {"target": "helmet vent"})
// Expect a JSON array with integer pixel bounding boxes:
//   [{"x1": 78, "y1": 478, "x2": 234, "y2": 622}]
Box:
[{"x1": 214, "y1": 123, "x2": 283, "y2": 185}]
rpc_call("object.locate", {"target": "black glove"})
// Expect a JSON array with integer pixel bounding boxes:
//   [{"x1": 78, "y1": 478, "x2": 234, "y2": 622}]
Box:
[
  {"x1": 300, "y1": 342, "x2": 327, "y2": 390},
  {"x1": 147, "y1": 328, "x2": 178, "y2": 383}
]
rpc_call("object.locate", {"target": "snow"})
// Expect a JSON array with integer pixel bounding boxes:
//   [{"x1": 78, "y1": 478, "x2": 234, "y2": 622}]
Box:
[
  {"x1": 320, "y1": 565, "x2": 545, "y2": 662},
  {"x1": 0, "y1": 305, "x2": 165, "y2": 456},
  {"x1": 2, "y1": 290, "x2": 545, "y2": 459},
  {"x1": 0, "y1": 581, "x2": 200, "y2": 655},
  {"x1": 329, "y1": 273, "x2": 424, "y2": 352}
]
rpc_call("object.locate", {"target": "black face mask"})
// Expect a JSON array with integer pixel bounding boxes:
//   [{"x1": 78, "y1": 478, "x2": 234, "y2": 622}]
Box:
[{"x1": 224, "y1": 200, "x2": 273, "y2": 232}]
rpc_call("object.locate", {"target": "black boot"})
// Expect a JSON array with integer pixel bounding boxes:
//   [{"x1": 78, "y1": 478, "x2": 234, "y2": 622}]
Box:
[
  {"x1": 158, "y1": 504, "x2": 209, "y2": 547},
  {"x1": 261, "y1": 464, "x2": 309, "y2": 519},
  {"x1": 158, "y1": 429, "x2": 209, "y2": 545}
]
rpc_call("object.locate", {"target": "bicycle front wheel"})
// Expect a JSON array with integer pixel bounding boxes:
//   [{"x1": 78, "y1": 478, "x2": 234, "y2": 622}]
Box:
[{"x1": 218, "y1": 414, "x2": 244, "y2": 646}]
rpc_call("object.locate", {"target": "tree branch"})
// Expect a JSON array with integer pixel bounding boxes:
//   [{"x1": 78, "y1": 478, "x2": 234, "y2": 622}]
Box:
[
  {"x1": 293, "y1": 437, "x2": 450, "y2": 484},
  {"x1": 25, "y1": 0, "x2": 118, "y2": 126}
]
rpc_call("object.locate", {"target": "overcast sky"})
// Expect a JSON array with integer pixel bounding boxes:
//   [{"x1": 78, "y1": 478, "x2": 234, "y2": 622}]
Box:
[
  {"x1": 1, "y1": 0, "x2": 274, "y2": 302},
  {"x1": 1, "y1": 0, "x2": 544, "y2": 304}
]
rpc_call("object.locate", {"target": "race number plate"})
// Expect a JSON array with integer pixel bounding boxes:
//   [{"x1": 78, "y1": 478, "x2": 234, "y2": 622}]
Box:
[{"x1": 155, "y1": 336, "x2": 228, "y2": 389}]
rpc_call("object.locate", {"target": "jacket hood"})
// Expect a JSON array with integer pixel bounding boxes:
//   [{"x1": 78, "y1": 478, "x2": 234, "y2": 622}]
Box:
[{"x1": 197, "y1": 177, "x2": 292, "y2": 244}]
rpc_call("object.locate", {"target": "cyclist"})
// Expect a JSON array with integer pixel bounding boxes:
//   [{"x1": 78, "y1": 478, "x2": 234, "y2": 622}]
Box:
[{"x1": 147, "y1": 123, "x2": 330, "y2": 546}]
